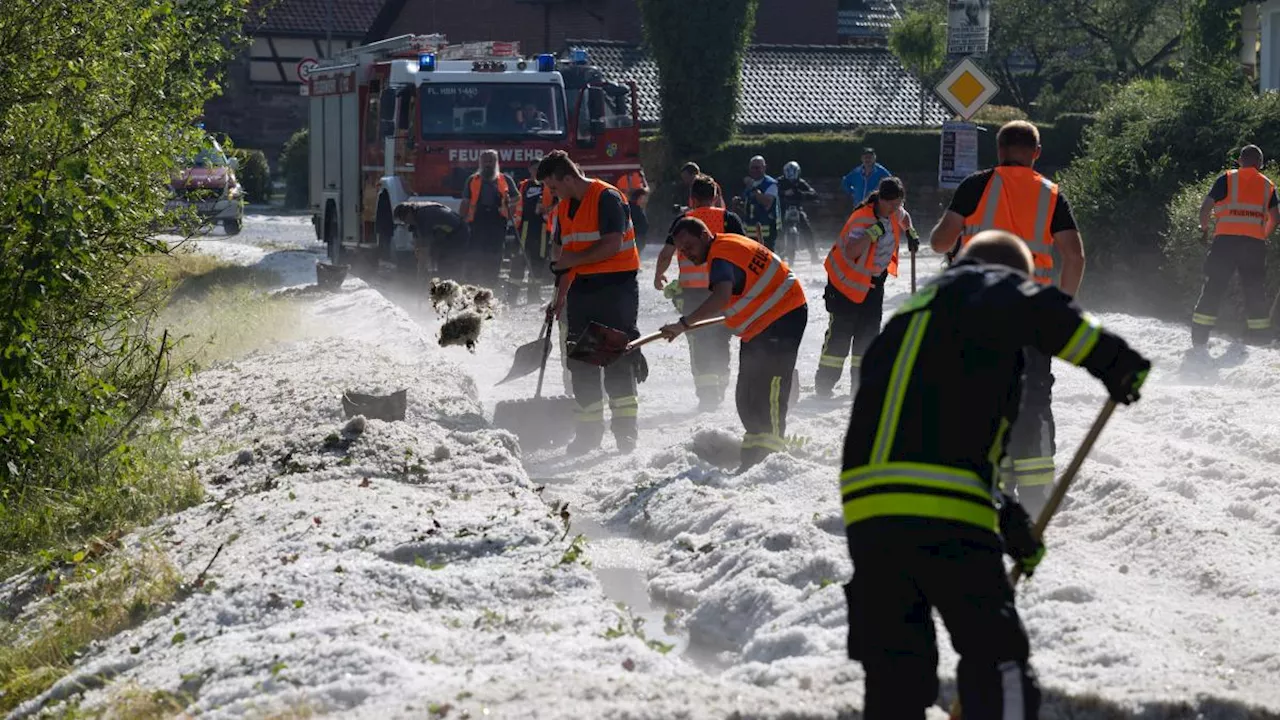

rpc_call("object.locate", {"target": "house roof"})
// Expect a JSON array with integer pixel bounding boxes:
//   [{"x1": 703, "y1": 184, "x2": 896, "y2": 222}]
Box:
[
  {"x1": 248, "y1": 0, "x2": 388, "y2": 38},
  {"x1": 837, "y1": 0, "x2": 900, "y2": 38},
  {"x1": 569, "y1": 40, "x2": 950, "y2": 129}
]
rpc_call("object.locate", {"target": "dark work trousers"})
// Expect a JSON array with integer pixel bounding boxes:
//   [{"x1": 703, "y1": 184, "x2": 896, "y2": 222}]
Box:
[
  {"x1": 566, "y1": 272, "x2": 641, "y2": 446},
  {"x1": 467, "y1": 209, "x2": 508, "y2": 288},
  {"x1": 845, "y1": 521, "x2": 1041, "y2": 719},
  {"x1": 674, "y1": 287, "x2": 733, "y2": 405},
  {"x1": 815, "y1": 274, "x2": 886, "y2": 396},
  {"x1": 1003, "y1": 349, "x2": 1055, "y2": 519},
  {"x1": 1192, "y1": 234, "x2": 1271, "y2": 346},
  {"x1": 737, "y1": 304, "x2": 807, "y2": 468},
  {"x1": 509, "y1": 219, "x2": 550, "y2": 302}
]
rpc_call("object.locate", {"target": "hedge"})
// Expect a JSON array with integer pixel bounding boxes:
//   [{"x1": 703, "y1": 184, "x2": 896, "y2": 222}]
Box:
[
  {"x1": 1159, "y1": 164, "x2": 1280, "y2": 331},
  {"x1": 280, "y1": 128, "x2": 309, "y2": 209},
  {"x1": 227, "y1": 148, "x2": 271, "y2": 204},
  {"x1": 640, "y1": 117, "x2": 1094, "y2": 185}
]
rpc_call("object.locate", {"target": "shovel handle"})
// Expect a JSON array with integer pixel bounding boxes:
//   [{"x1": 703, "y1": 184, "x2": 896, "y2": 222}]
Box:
[{"x1": 627, "y1": 316, "x2": 727, "y2": 353}]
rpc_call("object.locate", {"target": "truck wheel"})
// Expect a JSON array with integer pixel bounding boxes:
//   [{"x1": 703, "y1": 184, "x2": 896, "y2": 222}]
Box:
[{"x1": 224, "y1": 217, "x2": 243, "y2": 235}]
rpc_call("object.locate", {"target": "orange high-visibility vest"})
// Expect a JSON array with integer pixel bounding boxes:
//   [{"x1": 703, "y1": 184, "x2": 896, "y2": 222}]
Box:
[
  {"x1": 555, "y1": 179, "x2": 640, "y2": 276},
  {"x1": 466, "y1": 174, "x2": 511, "y2": 222},
  {"x1": 1214, "y1": 168, "x2": 1274, "y2": 240},
  {"x1": 960, "y1": 166, "x2": 1059, "y2": 285},
  {"x1": 678, "y1": 207, "x2": 726, "y2": 289},
  {"x1": 825, "y1": 205, "x2": 902, "y2": 303},
  {"x1": 705, "y1": 233, "x2": 806, "y2": 342},
  {"x1": 615, "y1": 170, "x2": 647, "y2": 194}
]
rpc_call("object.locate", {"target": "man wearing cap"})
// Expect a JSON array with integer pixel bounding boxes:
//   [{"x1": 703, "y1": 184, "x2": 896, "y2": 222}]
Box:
[{"x1": 843, "y1": 148, "x2": 893, "y2": 205}]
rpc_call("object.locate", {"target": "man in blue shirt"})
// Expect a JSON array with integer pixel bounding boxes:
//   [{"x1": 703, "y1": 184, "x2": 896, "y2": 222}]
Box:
[
  {"x1": 842, "y1": 148, "x2": 892, "y2": 204},
  {"x1": 736, "y1": 155, "x2": 780, "y2": 250}
]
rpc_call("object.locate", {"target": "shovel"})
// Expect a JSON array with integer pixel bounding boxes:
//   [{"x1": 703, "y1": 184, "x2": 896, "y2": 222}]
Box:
[
  {"x1": 492, "y1": 311, "x2": 576, "y2": 449},
  {"x1": 568, "y1": 317, "x2": 727, "y2": 367}
]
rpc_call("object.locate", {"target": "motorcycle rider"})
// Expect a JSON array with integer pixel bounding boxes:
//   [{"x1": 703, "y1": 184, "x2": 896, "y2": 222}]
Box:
[{"x1": 778, "y1": 161, "x2": 820, "y2": 263}]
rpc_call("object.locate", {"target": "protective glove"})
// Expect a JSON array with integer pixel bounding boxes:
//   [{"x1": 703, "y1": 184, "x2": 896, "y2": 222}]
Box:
[
  {"x1": 633, "y1": 349, "x2": 650, "y2": 384},
  {"x1": 1102, "y1": 349, "x2": 1151, "y2": 405},
  {"x1": 998, "y1": 491, "x2": 1045, "y2": 578},
  {"x1": 865, "y1": 222, "x2": 886, "y2": 241},
  {"x1": 906, "y1": 227, "x2": 921, "y2": 254}
]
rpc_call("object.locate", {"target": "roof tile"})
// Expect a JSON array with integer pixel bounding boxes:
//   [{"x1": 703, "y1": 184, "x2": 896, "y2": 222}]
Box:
[
  {"x1": 569, "y1": 40, "x2": 950, "y2": 129},
  {"x1": 249, "y1": 0, "x2": 387, "y2": 38}
]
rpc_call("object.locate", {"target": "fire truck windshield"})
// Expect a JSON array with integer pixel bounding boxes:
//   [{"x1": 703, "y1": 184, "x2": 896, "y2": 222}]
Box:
[{"x1": 419, "y1": 83, "x2": 566, "y2": 139}]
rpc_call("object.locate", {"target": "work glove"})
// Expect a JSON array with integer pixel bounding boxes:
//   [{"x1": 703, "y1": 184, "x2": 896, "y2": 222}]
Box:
[
  {"x1": 633, "y1": 349, "x2": 649, "y2": 384},
  {"x1": 1101, "y1": 348, "x2": 1151, "y2": 405},
  {"x1": 865, "y1": 222, "x2": 886, "y2": 241},
  {"x1": 906, "y1": 227, "x2": 921, "y2": 254},
  {"x1": 998, "y1": 491, "x2": 1045, "y2": 578}
]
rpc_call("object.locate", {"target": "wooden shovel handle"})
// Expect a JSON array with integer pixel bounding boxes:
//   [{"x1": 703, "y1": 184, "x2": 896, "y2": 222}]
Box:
[{"x1": 627, "y1": 316, "x2": 727, "y2": 352}]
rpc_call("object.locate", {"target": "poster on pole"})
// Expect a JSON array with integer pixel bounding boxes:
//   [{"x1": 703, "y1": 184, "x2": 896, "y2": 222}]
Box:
[
  {"x1": 947, "y1": 0, "x2": 991, "y2": 56},
  {"x1": 939, "y1": 120, "x2": 979, "y2": 189}
]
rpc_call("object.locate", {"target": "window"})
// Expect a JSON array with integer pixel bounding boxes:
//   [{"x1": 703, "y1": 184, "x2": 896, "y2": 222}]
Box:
[{"x1": 419, "y1": 83, "x2": 566, "y2": 139}]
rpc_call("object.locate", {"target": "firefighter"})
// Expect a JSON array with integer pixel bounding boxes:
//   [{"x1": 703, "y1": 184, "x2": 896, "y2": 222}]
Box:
[
  {"x1": 392, "y1": 200, "x2": 469, "y2": 283},
  {"x1": 458, "y1": 149, "x2": 517, "y2": 288},
  {"x1": 512, "y1": 158, "x2": 556, "y2": 304},
  {"x1": 841, "y1": 230, "x2": 1150, "y2": 719},
  {"x1": 541, "y1": 150, "x2": 643, "y2": 454},
  {"x1": 653, "y1": 174, "x2": 747, "y2": 410},
  {"x1": 815, "y1": 177, "x2": 918, "y2": 399},
  {"x1": 681, "y1": 162, "x2": 725, "y2": 208},
  {"x1": 928, "y1": 120, "x2": 1086, "y2": 519},
  {"x1": 1192, "y1": 144, "x2": 1280, "y2": 349},
  {"x1": 736, "y1": 155, "x2": 779, "y2": 250},
  {"x1": 661, "y1": 218, "x2": 808, "y2": 471}
]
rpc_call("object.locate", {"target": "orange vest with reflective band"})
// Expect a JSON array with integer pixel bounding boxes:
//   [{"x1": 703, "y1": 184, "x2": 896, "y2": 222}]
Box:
[
  {"x1": 514, "y1": 178, "x2": 554, "y2": 228},
  {"x1": 615, "y1": 171, "x2": 647, "y2": 193},
  {"x1": 1213, "y1": 168, "x2": 1274, "y2": 240},
  {"x1": 466, "y1": 174, "x2": 511, "y2": 222},
  {"x1": 959, "y1": 166, "x2": 1059, "y2": 285},
  {"x1": 705, "y1": 233, "x2": 806, "y2": 342},
  {"x1": 555, "y1": 179, "x2": 640, "y2": 276},
  {"x1": 825, "y1": 205, "x2": 902, "y2": 303},
  {"x1": 678, "y1": 207, "x2": 726, "y2": 289}
]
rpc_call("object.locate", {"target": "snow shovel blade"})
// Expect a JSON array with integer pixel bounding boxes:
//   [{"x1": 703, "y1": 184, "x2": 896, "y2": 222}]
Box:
[
  {"x1": 567, "y1": 321, "x2": 634, "y2": 367},
  {"x1": 492, "y1": 394, "x2": 577, "y2": 449},
  {"x1": 496, "y1": 335, "x2": 547, "y2": 386}
]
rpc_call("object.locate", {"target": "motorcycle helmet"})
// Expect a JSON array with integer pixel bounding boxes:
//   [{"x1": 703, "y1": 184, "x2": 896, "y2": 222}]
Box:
[{"x1": 782, "y1": 161, "x2": 800, "y2": 181}]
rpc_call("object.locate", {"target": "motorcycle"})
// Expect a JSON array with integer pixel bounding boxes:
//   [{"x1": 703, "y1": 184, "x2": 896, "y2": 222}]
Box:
[{"x1": 779, "y1": 205, "x2": 803, "y2": 264}]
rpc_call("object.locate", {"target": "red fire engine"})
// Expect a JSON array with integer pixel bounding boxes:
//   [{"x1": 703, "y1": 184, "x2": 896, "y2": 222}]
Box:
[{"x1": 307, "y1": 34, "x2": 645, "y2": 268}]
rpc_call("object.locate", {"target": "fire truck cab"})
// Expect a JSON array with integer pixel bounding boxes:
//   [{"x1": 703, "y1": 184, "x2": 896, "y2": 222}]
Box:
[{"x1": 307, "y1": 35, "x2": 645, "y2": 269}]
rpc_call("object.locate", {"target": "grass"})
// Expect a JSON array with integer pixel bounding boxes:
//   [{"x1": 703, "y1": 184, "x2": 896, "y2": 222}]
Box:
[{"x1": 0, "y1": 549, "x2": 182, "y2": 714}]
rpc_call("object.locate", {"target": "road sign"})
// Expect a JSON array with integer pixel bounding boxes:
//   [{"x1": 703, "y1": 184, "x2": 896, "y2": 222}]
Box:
[
  {"x1": 946, "y1": 0, "x2": 990, "y2": 56},
  {"x1": 296, "y1": 57, "x2": 319, "y2": 82},
  {"x1": 939, "y1": 121, "x2": 979, "y2": 189},
  {"x1": 934, "y1": 57, "x2": 998, "y2": 121}
]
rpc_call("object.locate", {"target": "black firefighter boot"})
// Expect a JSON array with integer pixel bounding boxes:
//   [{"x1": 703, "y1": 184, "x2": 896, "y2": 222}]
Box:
[
  {"x1": 566, "y1": 421, "x2": 604, "y2": 456},
  {"x1": 612, "y1": 415, "x2": 638, "y2": 454}
]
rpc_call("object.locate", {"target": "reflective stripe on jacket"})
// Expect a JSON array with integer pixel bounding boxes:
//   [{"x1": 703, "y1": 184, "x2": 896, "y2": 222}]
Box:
[
  {"x1": 678, "y1": 207, "x2": 726, "y2": 289},
  {"x1": 466, "y1": 174, "x2": 511, "y2": 222},
  {"x1": 960, "y1": 166, "x2": 1058, "y2": 285},
  {"x1": 825, "y1": 205, "x2": 902, "y2": 303},
  {"x1": 705, "y1": 233, "x2": 806, "y2": 342}
]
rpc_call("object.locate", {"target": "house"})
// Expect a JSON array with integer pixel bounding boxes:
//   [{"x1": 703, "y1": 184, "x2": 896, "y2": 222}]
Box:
[
  {"x1": 366, "y1": 0, "x2": 899, "y2": 52},
  {"x1": 572, "y1": 40, "x2": 948, "y2": 130},
  {"x1": 203, "y1": 0, "x2": 389, "y2": 160}
]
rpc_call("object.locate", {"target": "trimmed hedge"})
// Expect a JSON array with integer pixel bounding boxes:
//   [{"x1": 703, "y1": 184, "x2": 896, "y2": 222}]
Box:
[
  {"x1": 641, "y1": 118, "x2": 1094, "y2": 185},
  {"x1": 228, "y1": 148, "x2": 271, "y2": 204},
  {"x1": 280, "y1": 128, "x2": 309, "y2": 209},
  {"x1": 1160, "y1": 164, "x2": 1280, "y2": 330}
]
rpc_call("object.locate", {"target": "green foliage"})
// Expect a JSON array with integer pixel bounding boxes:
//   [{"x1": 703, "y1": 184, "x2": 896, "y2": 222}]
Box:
[
  {"x1": 228, "y1": 147, "x2": 271, "y2": 204},
  {"x1": 638, "y1": 0, "x2": 759, "y2": 162},
  {"x1": 0, "y1": 1, "x2": 249, "y2": 567},
  {"x1": 1160, "y1": 165, "x2": 1280, "y2": 327},
  {"x1": 1059, "y1": 66, "x2": 1280, "y2": 301},
  {"x1": 1187, "y1": 0, "x2": 1244, "y2": 68},
  {"x1": 887, "y1": 8, "x2": 945, "y2": 79},
  {"x1": 280, "y1": 127, "x2": 310, "y2": 209}
]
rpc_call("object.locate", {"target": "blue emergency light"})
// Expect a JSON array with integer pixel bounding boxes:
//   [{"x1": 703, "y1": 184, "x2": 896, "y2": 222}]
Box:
[
  {"x1": 569, "y1": 47, "x2": 588, "y2": 64},
  {"x1": 536, "y1": 53, "x2": 556, "y2": 72},
  {"x1": 418, "y1": 52, "x2": 436, "y2": 71}
]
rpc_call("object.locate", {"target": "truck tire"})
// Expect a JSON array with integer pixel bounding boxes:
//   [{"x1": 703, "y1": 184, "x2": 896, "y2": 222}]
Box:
[{"x1": 224, "y1": 217, "x2": 243, "y2": 235}]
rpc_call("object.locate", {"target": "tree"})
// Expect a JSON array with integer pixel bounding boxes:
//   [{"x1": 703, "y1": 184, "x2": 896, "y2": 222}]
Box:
[
  {"x1": 888, "y1": 7, "x2": 947, "y2": 124},
  {"x1": 1051, "y1": 0, "x2": 1188, "y2": 79},
  {"x1": 0, "y1": 0, "x2": 249, "y2": 561},
  {"x1": 638, "y1": 0, "x2": 758, "y2": 162},
  {"x1": 1187, "y1": 0, "x2": 1245, "y2": 68}
]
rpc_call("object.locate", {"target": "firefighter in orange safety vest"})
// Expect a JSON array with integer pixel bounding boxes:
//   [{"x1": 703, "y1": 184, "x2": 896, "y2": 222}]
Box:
[
  {"x1": 660, "y1": 219, "x2": 808, "y2": 472},
  {"x1": 1192, "y1": 143, "x2": 1280, "y2": 349},
  {"x1": 815, "y1": 176, "x2": 917, "y2": 400},
  {"x1": 927, "y1": 120, "x2": 1087, "y2": 520},
  {"x1": 653, "y1": 174, "x2": 748, "y2": 410},
  {"x1": 458, "y1": 149, "x2": 517, "y2": 288},
  {"x1": 510, "y1": 158, "x2": 557, "y2": 304},
  {"x1": 542, "y1": 150, "x2": 644, "y2": 455}
]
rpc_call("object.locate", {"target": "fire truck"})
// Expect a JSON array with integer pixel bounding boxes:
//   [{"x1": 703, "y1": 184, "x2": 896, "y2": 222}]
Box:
[{"x1": 306, "y1": 34, "x2": 645, "y2": 268}]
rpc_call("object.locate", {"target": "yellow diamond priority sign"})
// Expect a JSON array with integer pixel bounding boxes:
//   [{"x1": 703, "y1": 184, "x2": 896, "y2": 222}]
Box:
[{"x1": 934, "y1": 57, "x2": 999, "y2": 121}]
